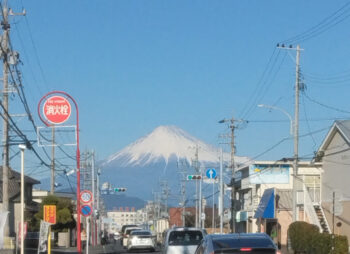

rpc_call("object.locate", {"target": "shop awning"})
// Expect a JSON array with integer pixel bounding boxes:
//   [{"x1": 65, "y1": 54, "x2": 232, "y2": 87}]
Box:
[{"x1": 254, "y1": 188, "x2": 275, "y2": 219}]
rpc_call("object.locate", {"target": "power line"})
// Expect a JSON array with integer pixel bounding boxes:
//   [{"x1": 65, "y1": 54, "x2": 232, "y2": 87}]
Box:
[
  {"x1": 302, "y1": 90, "x2": 350, "y2": 114},
  {"x1": 280, "y1": 1, "x2": 350, "y2": 44}
]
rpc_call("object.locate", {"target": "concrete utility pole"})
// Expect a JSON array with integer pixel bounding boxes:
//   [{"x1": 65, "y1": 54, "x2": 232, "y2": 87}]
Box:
[
  {"x1": 178, "y1": 160, "x2": 187, "y2": 227},
  {"x1": 96, "y1": 168, "x2": 101, "y2": 244},
  {"x1": 91, "y1": 151, "x2": 95, "y2": 246},
  {"x1": 229, "y1": 122, "x2": 235, "y2": 233},
  {"x1": 218, "y1": 117, "x2": 246, "y2": 233},
  {"x1": 293, "y1": 45, "x2": 301, "y2": 222},
  {"x1": 1, "y1": 0, "x2": 10, "y2": 236},
  {"x1": 191, "y1": 145, "x2": 200, "y2": 227},
  {"x1": 277, "y1": 43, "x2": 303, "y2": 222}
]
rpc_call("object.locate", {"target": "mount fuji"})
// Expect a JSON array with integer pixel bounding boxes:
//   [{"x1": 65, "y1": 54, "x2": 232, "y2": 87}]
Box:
[{"x1": 100, "y1": 125, "x2": 249, "y2": 204}]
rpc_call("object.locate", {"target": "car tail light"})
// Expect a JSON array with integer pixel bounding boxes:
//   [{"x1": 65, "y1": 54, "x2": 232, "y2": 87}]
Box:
[
  {"x1": 240, "y1": 248, "x2": 252, "y2": 252},
  {"x1": 276, "y1": 251, "x2": 282, "y2": 254}
]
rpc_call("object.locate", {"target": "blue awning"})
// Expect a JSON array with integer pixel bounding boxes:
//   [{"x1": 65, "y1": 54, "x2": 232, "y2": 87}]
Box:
[{"x1": 254, "y1": 188, "x2": 275, "y2": 219}]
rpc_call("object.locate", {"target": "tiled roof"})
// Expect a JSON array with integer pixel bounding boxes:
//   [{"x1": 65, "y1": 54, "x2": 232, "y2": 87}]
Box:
[{"x1": 0, "y1": 166, "x2": 40, "y2": 202}]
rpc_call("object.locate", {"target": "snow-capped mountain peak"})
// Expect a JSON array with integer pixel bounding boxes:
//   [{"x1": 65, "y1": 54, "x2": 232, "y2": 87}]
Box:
[{"x1": 105, "y1": 125, "x2": 222, "y2": 167}]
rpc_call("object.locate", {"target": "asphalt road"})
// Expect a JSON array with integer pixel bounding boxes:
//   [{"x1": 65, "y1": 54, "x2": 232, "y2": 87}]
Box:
[{"x1": 115, "y1": 241, "x2": 162, "y2": 254}]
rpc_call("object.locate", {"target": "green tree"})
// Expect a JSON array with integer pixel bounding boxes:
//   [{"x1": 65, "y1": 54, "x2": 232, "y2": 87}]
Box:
[{"x1": 29, "y1": 195, "x2": 76, "y2": 232}]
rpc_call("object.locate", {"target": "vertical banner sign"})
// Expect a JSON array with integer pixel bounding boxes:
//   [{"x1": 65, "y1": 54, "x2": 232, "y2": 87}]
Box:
[
  {"x1": 0, "y1": 212, "x2": 9, "y2": 249},
  {"x1": 37, "y1": 221, "x2": 50, "y2": 254},
  {"x1": 44, "y1": 205, "x2": 56, "y2": 224},
  {"x1": 18, "y1": 222, "x2": 28, "y2": 244}
]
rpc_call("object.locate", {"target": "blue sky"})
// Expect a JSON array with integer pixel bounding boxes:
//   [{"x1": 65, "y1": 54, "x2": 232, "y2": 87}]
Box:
[{"x1": 6, "y1": 0, "x2": 350, "y2": 178}]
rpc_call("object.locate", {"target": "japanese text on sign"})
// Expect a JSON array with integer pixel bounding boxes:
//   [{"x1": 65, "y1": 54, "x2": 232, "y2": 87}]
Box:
[
  {"x1": 43, "y1": 96, "x2": 71, "y2": 124},
  {"x1": 44, "y1": 205, "x2": 56, "y2": 224}
]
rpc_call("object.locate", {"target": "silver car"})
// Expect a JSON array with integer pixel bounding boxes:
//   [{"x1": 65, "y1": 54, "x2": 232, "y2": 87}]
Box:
[
  {"x1": 123, "y1": 227, "x2": 142, "y2": 247},
  {"x1": 127, "y1": 230, "x2": 156, "y2": 252},
  {"x1": 163, "y1": 227, "x2": 206, "y2": 254}
]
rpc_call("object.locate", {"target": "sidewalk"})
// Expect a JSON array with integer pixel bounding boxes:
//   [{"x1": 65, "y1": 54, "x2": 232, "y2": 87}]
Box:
[{"x1": 24, "y1": 243, "x2": 117, "y2": 254}]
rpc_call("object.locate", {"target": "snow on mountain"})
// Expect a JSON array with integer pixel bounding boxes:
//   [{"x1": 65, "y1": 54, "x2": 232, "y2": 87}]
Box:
[{"x1": 103, "y1": 125, "x2": 248, "y2": 168}]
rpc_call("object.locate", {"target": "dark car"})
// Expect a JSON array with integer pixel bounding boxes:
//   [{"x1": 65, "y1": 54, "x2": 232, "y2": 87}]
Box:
[{"x1": 195, "y1": 233, "x2": 280, "y2": 254}]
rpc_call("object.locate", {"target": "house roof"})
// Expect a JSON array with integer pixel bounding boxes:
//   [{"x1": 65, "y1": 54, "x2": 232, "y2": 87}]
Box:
[
  {"x1": 317, "y1": 120, "x2": 350, "y2": 155},
  {"x1": 0, "y1": 166, "x2": 40, "y2": 202}
]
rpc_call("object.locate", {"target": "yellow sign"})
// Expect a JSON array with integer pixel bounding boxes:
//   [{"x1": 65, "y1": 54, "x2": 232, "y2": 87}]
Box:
[{"x1": 44, "y1": 205, "x2": 56, "y2": 224}]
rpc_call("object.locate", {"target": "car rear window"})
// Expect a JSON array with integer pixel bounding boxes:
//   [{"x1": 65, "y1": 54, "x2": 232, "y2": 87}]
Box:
[
  {"x1": 131, "y1": 231, "x2": 152, "y2": 236},
  {"x1": 214, "y1": 249, "x2": 275, "y2": 254},
  {"x1": 213, "y1": 237, "x2": 276, "y2": 253},
  {"x1": 126, "y1": 228, "x2": 141, "y2": 234},
  {"x1": 168, "y1": 231, "x2": 203, "y2": 246}
]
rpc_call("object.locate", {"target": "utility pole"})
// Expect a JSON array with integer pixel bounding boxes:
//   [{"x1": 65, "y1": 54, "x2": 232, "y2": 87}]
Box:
[
  {"x1": 1, "y1": 0, "x2": 10, "y2": 236},
  {"x1": 50, "y1": 127, "x2": 55, "y2": 194},
  {"x1": 91, "y1": 151, "x2": 95, "y2": 246},
  {"x1": 178, "y1": 160, "x2": 187, "y2": 227},
  {"x1": 293, "y1": 45, "x2": 301, "y2": 222},
  {"x1": 219, "y1": 117, "x2": 246, "y2": 233},
  {"x1": 96, "y1": 168, "x2": 101, "y2": 244},
  {"x1": 191, "y1": 145, "x2": 200, "y2": 227},
  {"x1": 219, "y1": 148, "x2": 224, "y2": 233},
  {"x1": 277, "y1": 43, "x2": 303, "y2": 222}
]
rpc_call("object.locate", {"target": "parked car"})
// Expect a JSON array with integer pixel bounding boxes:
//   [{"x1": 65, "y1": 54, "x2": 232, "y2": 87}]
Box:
[
  {"x1": 123, "y1": 227, "x2": 142, "y2": 247},
  {"x1": 194, "y1": 233, "x2": 280, "y2": 254},
  {"x1": 163, "y1": 227, "x2": 206, "y2": 254},
  {"x1": 127, "y1": 230, "x2": 156, "y2": 252}
]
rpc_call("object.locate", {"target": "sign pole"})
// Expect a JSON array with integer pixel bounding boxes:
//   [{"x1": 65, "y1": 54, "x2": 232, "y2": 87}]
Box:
[
  {"x1": 48, "y1": 226, "x2": 51, "y2": 254},
  {"x1": 86, "y1": 218, "x2": 90, "y2": 254},
  {"x1": 38, "y1": 91, "x2": 81, "y2": 253}
]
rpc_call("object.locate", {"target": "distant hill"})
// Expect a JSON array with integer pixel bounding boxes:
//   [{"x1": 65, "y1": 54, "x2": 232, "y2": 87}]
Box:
[{"x1": 101, "y1": 194, "x2": 146, "y2": 210}]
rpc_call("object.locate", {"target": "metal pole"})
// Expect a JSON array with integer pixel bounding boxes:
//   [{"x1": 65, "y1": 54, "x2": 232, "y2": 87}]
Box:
[
  {"x1": 292, "y1": 45, "x2": 300, "y2": 222},
  {"x1": 86, "y1": 218, "x2": 90, "y2": 254},
  {"x1": 212, "y1": 182, "x2": 215, "y2": 232},
  {"x1": 2, "y1": 0, "x2": 10, "y2": 236},
  {"x1": 19, "y1": 145, "x2": 26, "y2": 254},
  {"x1": 220, "y1": 148, "x2": 223, "y2": 233},
  {"x1": 199, "y1": 167, "x2": 202, "y2": 228},
  {"x1": 50, "y1": 127, "x2": 55, "y2": 194}
]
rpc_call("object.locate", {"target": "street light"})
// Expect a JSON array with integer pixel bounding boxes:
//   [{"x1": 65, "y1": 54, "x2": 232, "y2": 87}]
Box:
[
  {"x1": 19, "y1": 144, "x2": 26, "y2": 254},
  {"x1": 257, "y1": 104, "x2": 298, "y2": 222},
  {"x1": 257, "y1": 104, "x2": 293, "y2": 135}
]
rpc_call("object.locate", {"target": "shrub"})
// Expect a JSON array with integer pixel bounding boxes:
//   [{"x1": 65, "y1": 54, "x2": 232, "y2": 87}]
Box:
[
  {"x1": 288, "y1": 221, "x2": 319, "y2": 253},
  {"x1": 288, "y1": 222, "x2": 349, "y2": 254}
]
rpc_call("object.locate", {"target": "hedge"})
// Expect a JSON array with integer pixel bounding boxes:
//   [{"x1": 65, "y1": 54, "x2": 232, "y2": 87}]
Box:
[{"x1": 288, "y1": 221, "x2": 349, "y2": 254}]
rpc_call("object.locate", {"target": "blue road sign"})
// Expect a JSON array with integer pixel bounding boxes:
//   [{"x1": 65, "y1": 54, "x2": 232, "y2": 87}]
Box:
[
  {"x1": 81, "y1": 204, "x2": 92, "y2": 217},
  {"x1": 206, "y1": 168, "x2": 217, "y2": 179}
]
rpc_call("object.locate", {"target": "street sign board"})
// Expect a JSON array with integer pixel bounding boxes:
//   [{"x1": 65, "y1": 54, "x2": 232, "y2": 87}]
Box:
[
  {"x1": 80, "y1": 190, "x2": 93, "y2": 203},
  {"x1": 44, "y1": 205, "x2": 56, "y2": 224},
  {"x1": 43, "y1": 95, "x2": 71, "y2": 124},
  {"x1": 206, "y1": 168, "x2": 217, "y2": 179},
  {"x1": 81, "y1": 205, "x2": 93, "y2": 217}
]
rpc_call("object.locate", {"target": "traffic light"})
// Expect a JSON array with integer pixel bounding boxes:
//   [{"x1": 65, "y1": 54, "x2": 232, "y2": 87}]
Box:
[
  {"x1": 114, "y1": 188, "x2": 127, "y2": 192},
  {"x1": 187, "y1": 175, "x2": 202, "y2": 180}
]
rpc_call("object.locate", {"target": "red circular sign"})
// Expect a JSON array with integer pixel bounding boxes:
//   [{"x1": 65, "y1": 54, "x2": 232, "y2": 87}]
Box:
[{"x1": 43, "y1": 96, "x2": 71, "y2": 124}]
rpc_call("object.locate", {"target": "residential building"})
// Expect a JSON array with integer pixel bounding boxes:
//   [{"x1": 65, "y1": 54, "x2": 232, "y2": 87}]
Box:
[
  {"x1": 107, "y1": 207, "x2": 147, "y2": 233},
  {"x1": 315, "y1": 120, "x2": 350, "y2": 243},
  {"x1": 0, "y1": 167, "x2": 40, "y2": 236},
  {"x1": 234, "y1": 160, "x2": 322, "y2": 248}
]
